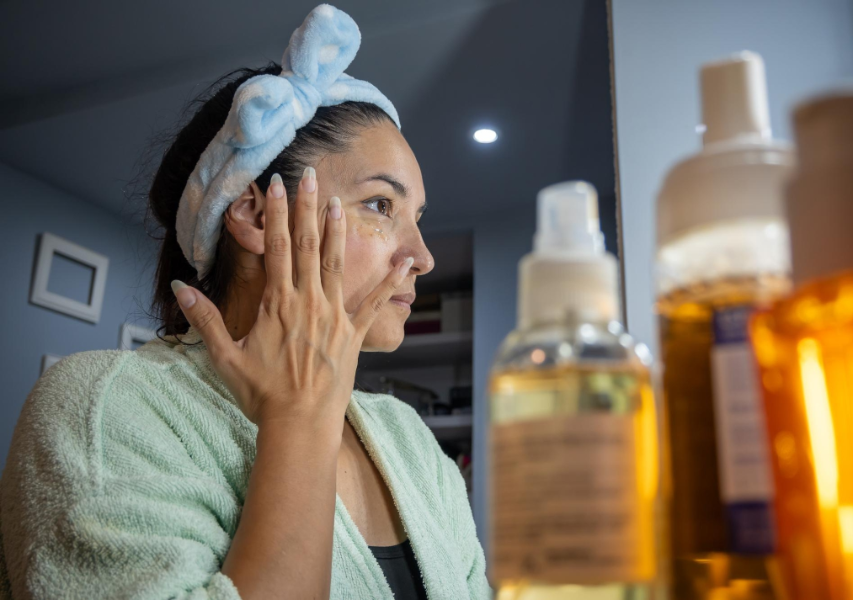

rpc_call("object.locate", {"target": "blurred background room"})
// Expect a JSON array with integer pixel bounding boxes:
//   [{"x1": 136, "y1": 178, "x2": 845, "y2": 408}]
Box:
[{"x1": 1, "y1": 1, "x2": 852, "y2": 593}]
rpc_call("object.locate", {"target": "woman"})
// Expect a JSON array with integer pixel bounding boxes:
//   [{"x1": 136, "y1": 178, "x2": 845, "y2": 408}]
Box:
[{"x1": 0, "y1": 5, "x2": 490, "y2": 599}]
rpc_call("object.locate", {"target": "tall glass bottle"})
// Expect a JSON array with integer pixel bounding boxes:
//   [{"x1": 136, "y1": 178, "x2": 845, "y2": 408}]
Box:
[
  {"x1": 751, "y1": 92, "x2": 853, "y2": 600},
  {"x1": 655, "y1": 52, "x2": 795, "y2": 598},
  {"x1": 489, "y1": 181, "x2": 662, "y2": 599}
]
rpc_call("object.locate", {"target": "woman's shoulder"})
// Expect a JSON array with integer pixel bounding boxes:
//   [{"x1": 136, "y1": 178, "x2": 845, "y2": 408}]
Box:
[
  {"x1": 4, "y1": 339, "x2": 253, "y2": 503},
  {"x1": 10, "y1": 340, "x2": 238, "y2": 470},
  {"x1": 3, "y1": 349, "x2": 144, "y2": 498},
  {"x1": 20, "y1": 348, "x2": 132, "y2": 436},
  {"x1": 35, "y1": 335, "x2": 192, "y2": 387},
  {"x1": 23, "y1": 339, "x2": 200, "y2": 424}
]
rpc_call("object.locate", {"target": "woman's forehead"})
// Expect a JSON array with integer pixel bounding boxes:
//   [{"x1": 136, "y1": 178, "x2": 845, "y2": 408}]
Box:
[{"x1": 341, "y1": 124, "x2": 424, "y2": 195}]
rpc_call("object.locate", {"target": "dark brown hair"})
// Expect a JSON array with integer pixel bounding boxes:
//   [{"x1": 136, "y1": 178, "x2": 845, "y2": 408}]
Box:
[{"x1": 146, "y1": 62, "x2": 394, "y2": 337}]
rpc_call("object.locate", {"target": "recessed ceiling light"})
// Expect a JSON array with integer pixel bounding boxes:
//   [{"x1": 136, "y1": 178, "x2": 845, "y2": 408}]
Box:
[{"x1": 473, "y1": 128, "x2": 498, "y2": 144}]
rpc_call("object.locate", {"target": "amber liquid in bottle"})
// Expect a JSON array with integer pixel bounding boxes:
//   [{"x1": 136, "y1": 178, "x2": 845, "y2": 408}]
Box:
[
  {"x1": 658, "y1": 275, "x2": 790, "y2": 599},
  {"x1": 489, "y1": 324, "x2": 662, "y2": 600},
  {"x1": 752, "y1": 272, "x2": 853, "y2": 600}
]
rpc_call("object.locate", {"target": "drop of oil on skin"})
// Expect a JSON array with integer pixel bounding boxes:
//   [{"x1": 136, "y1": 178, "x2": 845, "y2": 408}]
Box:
[
  {"x1": 352, "y1": 221, "x2": 390, "y2": 244},
  {"x1": 372, "y1": 219, "x2": 389, "y2": 243}
]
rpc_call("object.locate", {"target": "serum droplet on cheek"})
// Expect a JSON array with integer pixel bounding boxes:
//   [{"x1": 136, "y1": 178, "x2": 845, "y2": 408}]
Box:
[
  {"x1": 352, "y1": 220, "x2": 390, "y2": 244},
  {"x1": 368, "y1": 217, "x2": 388, "y2": 242}
]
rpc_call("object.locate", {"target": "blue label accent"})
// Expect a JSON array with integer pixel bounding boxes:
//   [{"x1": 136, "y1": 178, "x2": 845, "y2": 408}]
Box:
[
  {"x1": 726, "y1": 502, "x2": 776, "y2": 554},
  {"x1": 712, "y1": 304, "x2": 776, "y2": 555},
  {"x1": 712, "y1": 305, "x2": 753, "y2": 345}
]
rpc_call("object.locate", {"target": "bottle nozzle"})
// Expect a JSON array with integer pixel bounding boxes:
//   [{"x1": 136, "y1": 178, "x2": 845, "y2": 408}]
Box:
[
  {"x1": 700, "y1": 51, "x2": 772, "y2": 146},
  {"x1": 520, "y1": 180, "x2": 619, "y2": 328},
  {"x1": 534, "y1": 181, "x2": 605, "y2": 255}
]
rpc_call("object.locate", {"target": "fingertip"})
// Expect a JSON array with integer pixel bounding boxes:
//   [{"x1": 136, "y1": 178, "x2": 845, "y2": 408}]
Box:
[
  {"x1": 171, "y1": 280, "x2": 197, "y2": 309},
  {"x1": 398, "y1": 256, "x2": 414, "y2": 277},
  {"x1": 270, "y1": 173, "x2": 285, "y2": 199},
  {"x1": 329, "y1": 196, "x2": 342, "y2": 221},
  {"x1": 302, "y1": 166, "x2": 317, "y2": 193}
]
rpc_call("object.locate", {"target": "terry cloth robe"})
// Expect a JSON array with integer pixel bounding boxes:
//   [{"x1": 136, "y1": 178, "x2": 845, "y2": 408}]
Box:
[{"x1": 0, "y1": 327, "x2": 491, "y2": 599}]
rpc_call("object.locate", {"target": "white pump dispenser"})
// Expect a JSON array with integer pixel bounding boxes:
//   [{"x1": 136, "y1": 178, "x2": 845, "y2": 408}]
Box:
[
  {"x1": 517, "y1": 181, "x2": 618, "y2": 329},
  {"x1": 657, "y1": 52, "x2": 795, "y2": 246},
  {"x1": 700, "y1": 51, "x2": 772, "y2": 146}
]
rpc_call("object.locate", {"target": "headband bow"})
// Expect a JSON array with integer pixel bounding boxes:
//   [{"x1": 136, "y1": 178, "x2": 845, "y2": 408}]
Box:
[{"x1": 176, "y1": 4, "x2": 400, "y2": 278}]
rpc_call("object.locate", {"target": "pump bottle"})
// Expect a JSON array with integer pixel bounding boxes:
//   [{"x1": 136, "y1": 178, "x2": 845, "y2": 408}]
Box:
[
  {"x1": 655, "y1": 52, "x2": 795, "y2": 598},
  {"x1": 488, "y1": 181, "x2": 662, "y2": 599}
]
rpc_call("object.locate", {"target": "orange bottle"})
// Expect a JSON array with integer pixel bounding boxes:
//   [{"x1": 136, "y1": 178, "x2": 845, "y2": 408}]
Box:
[{"x1": 751, "y1": 92, "x2": 853, "y2": 600}]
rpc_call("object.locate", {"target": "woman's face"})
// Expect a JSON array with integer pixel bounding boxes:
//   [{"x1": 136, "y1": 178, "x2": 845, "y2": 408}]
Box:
[{"x1": 314, "y1": 122, "x2": 434, "y2": 351}]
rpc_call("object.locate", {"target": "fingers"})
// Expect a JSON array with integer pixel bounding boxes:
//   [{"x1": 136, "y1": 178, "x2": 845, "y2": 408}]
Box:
[
  {"x1": 171, "y1": 280, "x2": 235, "y2": 365},
  {"x1": 321, "y1": 196, "x2": 346, "y2": 303},
  {"x1": 293, "y1": 166, "x2": 321, "y2": 290},
  {"x1": 264, "y1": 174, "x2": 293, "y2": 296},
  {"x1": 352, "y1": 257, "x2": 414, "y2": 335}
]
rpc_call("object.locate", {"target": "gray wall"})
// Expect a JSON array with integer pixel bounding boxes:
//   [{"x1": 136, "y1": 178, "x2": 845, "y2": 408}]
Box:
[
  {"x1": 0, "y1": 162, "x2": 157, "y2": 468},
  {"x1": 611, "y1": 0, "x2": 853, "y2": 350},
  {"x1": 469, "y1": 209, "x2": 536, "y2": 549}
]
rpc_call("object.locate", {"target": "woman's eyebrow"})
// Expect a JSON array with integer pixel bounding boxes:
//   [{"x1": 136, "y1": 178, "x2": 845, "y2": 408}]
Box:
[{"x1": 360, "y1": 173, "x2": 409, "y2": 198}]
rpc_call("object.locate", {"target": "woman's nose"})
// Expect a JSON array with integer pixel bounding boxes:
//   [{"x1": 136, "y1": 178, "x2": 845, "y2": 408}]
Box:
[{"x1": 406, "y1": 228, "x2": 434, "y2": 276}]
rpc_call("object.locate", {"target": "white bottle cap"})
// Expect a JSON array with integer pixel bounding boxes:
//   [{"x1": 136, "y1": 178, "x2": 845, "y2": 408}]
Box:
[
  {"x1": 518, "y1": 181, "x2": 619, "y2": 329},
  {"x1": 657, "y1": 51, "x2": 795, "y2": 248},
  {"x1": 534, "y1": 181, "x2": 605, "y2": 255},
  {"x1": 701, "y1": 51, "x2": 771, "y2": 146}
]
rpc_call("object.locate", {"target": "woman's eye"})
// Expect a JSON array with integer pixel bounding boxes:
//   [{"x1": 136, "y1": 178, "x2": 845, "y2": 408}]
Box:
[{"x1": 363, "y1": 197, "x2": 391, "y2": 216}]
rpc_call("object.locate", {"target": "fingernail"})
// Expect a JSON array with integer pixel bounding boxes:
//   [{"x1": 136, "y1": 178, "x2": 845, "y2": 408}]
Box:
[
  {"x1": 270, "y1": 173, "x2": 285, "y2": 198},
  {"x1": 302, "y1": 166, "x2": 316, "y2": 193},
  {"x1": 329, "y1": 196, "x2": 342, "y2": 220},
  {"x1": 171, "y1": 280, "x2": 197, "y2": 309},
  {"x1": 399, "y1": 257, "x2": 414, "y2": 275}
]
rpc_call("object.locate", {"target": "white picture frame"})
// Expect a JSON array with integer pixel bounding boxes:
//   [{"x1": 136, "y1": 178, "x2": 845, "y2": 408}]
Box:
[
  {"x1": 30, "y1": 233, "x2": 109, "y2": 324},
  {"x1": 41, "y1": 354, "x2": 63, "y2": 375},
  {"x1": 119, "y1": 323, "x2": 157, "y2": 350}
]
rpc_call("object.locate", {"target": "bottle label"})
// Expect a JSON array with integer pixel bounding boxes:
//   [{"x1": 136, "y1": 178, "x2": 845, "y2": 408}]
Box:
[
  {"x1": 490, "y1": 413, "x2": 650, "y2": 584},
  {"x1": 711, "y1": 305, "x2": 776, "y2": 554}
]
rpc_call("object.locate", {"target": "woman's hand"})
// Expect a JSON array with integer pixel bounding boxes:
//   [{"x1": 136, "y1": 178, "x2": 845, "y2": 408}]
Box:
[{"x1": 171, "y1": 167, "x2": 412, "y2": 426}]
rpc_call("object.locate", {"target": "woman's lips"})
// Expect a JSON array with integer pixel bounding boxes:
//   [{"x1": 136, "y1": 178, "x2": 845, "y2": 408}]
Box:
[{"x1": 390, "y1": 292, "x2": 416, "y2": 310}]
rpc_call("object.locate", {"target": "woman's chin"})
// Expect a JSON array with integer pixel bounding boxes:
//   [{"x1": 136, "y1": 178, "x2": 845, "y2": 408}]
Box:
[{"x1": 360, "y1": 321, "x2": 406, "y2": 352}]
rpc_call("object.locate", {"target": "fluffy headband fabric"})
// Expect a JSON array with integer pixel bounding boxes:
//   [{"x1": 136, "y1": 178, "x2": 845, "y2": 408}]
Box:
[{"x1": 176, "y1": 4, "x2": 400, "y2": 278}]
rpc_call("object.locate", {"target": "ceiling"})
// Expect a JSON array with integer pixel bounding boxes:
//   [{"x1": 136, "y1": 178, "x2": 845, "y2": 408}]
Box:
[{"x1": 0, "y1": 0, "x2": 616, "y2": 248}]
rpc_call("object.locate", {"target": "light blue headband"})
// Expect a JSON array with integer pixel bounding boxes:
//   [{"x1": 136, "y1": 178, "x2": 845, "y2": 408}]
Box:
[{"x1": 176, "y1": 3, "x2": 400, "y2": 278}]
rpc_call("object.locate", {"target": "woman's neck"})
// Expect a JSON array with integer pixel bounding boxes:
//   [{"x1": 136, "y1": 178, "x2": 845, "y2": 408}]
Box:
[{"x1": 222, "y1": 257, "x2": 267, "y2": 341}]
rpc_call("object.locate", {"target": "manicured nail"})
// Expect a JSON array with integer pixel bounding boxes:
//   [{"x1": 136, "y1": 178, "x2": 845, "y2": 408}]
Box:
[
  {"x1": 171, "y1": 280, "x2": 197, "y2": 309},
  {"x1": 398, "y1": 257, "x2": 414, "y2": 275},
  {"x1": 329, "y1": 196, "x2": 342, "y2": 220},
  {"x1": 302, "y1": 166, "x2": 316, "y2": 193},
  {"x1": 270, "y1": 173, "x2": 285, "y2": 198}
]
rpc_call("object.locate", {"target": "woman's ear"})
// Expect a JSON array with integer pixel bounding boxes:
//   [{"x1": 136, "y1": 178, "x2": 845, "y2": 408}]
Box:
[{"x1": 224, "y1": 182, "x2": 265, "y2": 255}]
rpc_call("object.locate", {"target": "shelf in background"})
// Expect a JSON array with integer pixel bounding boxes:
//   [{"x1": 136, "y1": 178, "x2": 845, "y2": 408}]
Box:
[
  {"x1": 421, "y1": 414, "x2": 473, "y2": 441},
  {"x1": 358, "y1": 331, "x2": 472, "y2": 370}
]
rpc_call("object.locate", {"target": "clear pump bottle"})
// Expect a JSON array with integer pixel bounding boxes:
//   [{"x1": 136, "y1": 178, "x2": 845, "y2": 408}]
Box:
[
  {"x1": 655, "y1": 52, "x2": 795, "y2": 598},
  {"x1": 488, "y1": 182, "x2": 662, "y2": 599}
]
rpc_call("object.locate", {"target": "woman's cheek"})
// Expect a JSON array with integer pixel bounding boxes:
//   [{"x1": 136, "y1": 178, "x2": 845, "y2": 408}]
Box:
[{"x1": 342, "y1": 220, "x2": 394, "y2": 312}]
